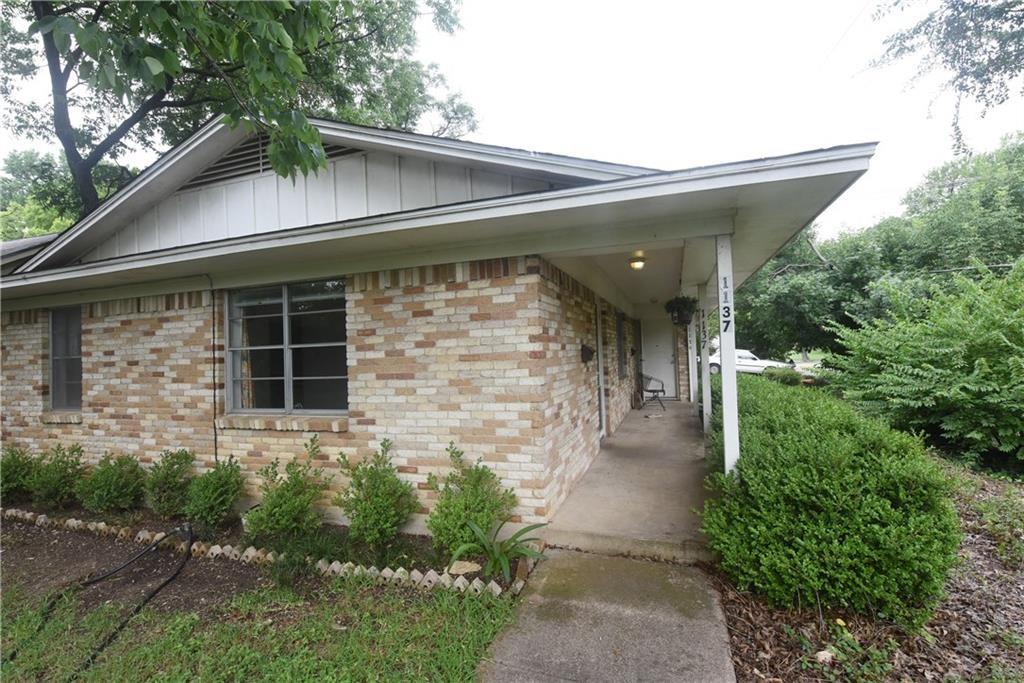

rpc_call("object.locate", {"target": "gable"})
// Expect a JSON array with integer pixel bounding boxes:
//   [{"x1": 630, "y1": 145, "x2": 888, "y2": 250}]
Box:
[
  {"x1": 21, "y1": 117, "x2": 655, "y2": 274},
  {"x1": 77, "y1": 137, "x2": 569, "y2": 263}
]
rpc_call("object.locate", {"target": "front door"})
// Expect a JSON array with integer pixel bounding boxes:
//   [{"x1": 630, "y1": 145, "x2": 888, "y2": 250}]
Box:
[{"x1": 641, "y1": 318, "x2": 677, "y2": 399}]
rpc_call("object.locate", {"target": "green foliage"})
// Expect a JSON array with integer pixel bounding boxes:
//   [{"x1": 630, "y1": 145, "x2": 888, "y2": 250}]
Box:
[
  {"x1": 145, "y1": 449, "x2": 194, "y2": 519},
  {"x1": 0, "y1": 446, "x2": 38, "y2": 503},
  {"x1": 798, "y1": 619, "x2": 896, "y2": 683},
  {"x1": 184, "y1": 456, "x2": 244, "y2": 537},
  {"x1": 828, "y1": 262, "x2": 1024, "y2": 470},
  {"x1": 2, "y1": 1, "x2": 475, "y2": 214},
  {"x1": 737, "y1": 134, "x2": 1024, "y2": 358},
  {"x1": 449, "y1": 520, "x2": 546, "y2": 584},
  {"x1": 880, "y1": 1, "x2": 1024, "y2": 115},
  {"x1": 75, "y1": 453, "x2": 146, "y2": 512},
  {"x1": 762, "y1": 366, "x2": 803, "y2": 386},
  {"x1": 976, "y1": 491, "x2": 1024, "y2": 569},
  {"x1": 701, "y1": 375, "x2": 961, "y2": 628},
  {"x1": 26, "y1": 443, "x2": 85, "y2": 509},
  {"x1": 245, "y1": 437, "x2": 333, "y2": 552},
  {"x1": 426, "y1": 442, "x2": 517, "y2": 556},
  {"x1": 335, "y1": 438, "x2": 417, "y2": 552}
]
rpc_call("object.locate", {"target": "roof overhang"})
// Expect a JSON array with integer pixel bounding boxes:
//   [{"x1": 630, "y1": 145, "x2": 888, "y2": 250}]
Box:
[{"x1": 1, "y1": 142, "x2": 876, "y2": 311}]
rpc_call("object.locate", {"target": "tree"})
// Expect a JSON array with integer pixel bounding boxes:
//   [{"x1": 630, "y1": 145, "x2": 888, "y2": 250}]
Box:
[
  {"x1": 1, "y1": 1, "x2": 475, "y2": 217},
  {"x1": 0, "y1": 149, "x2": 134, "y2": 240},
  {"x1": 878, "y1": 0, "x2": 1024, "y2": 148},
  {"x1": 736, "y1": 133, "x2": 1024, "y2": 356}
]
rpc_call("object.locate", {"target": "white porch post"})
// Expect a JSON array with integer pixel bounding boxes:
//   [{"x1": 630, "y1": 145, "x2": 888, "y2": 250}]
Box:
[
  {"x1": 686, "y1": 317, "x2": 698, "y2": 403},
  {"x1": 716, "y1": 234, "x2": 740, "y2": 473},
  {"x1": 698, "y1": 283, "x2": 712, "y2": 432}
]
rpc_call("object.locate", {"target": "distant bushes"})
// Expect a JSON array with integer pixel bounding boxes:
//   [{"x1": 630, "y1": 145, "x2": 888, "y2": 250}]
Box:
[
  {"x1": 702, "y1": 375, "x2": 960, "y2": 628},
  {"x1": 761, "y1": 366, "x2": 803, "y2": 385},
  {"x1": 828, "y1": 263, "x2": 1024, "y2": 471}
]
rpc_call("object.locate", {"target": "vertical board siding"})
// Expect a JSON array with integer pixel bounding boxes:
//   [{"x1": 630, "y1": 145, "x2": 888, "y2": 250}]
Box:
[{"x1": 79, "y1": 152, "x2": 566, "y2": 263}]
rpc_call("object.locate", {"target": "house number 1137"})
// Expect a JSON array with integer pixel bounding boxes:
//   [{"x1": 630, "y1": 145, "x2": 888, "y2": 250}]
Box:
[{"x1": 720, "y1": 275, "x2": 733, "y2": 333}]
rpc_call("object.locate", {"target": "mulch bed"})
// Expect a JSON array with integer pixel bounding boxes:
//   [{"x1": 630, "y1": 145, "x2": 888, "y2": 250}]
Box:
[
  {"x1": 1, "y1": 522, "x2": 269, "y2": 615},
  {"x1": 710, "y1": 466, "x2": 1024, "y2": 682}
]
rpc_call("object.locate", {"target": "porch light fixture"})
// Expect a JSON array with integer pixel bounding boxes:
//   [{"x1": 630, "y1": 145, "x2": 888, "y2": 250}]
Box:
[{"x1": 628, "y1": 256, "x2": 646, "y2": 271}]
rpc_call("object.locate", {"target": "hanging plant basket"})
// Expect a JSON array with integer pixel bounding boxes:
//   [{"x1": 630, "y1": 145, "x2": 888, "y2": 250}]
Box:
[{"x1": 664, "y1": 296, "x2": 699, "y2": 327}]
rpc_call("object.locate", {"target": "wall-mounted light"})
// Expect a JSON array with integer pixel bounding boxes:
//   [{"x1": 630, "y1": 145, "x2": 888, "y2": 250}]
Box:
[{"x1": 628, "y1": 256, "x2": 646, "y2": 271}]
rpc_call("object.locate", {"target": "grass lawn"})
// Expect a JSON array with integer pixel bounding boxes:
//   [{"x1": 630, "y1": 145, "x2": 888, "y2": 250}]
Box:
[{"x1": 1, "y1": 576, "x2": 515, "y2": 682}]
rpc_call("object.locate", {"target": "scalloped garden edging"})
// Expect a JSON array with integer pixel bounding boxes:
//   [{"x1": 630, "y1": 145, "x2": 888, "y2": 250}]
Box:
[{"x1": 1, "y1": 507, "x2": 534, "y2": 597}]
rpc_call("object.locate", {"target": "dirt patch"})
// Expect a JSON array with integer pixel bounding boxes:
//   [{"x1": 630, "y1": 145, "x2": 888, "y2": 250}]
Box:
[
  {"x1": 710, "y1": 463, "x2": 1024, "y2": 682},
  {"x1": 1, "y1": 521, "x2": 269, "y2": 616}
]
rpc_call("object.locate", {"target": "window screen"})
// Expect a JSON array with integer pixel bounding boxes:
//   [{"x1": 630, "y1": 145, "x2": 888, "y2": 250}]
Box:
[{"x1": 51, "y1": 307, "x2": 82, "y2": 410}]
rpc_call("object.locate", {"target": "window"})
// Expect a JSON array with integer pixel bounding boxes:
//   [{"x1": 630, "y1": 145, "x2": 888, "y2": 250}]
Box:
[
  {"x1": 50, "y1": 306, "x2": 82, "y2": 410},
  {"x1": 616, "y1": 312, "x2": 626, "y2": 377},
  {"x1": 227, "y1": 279, "x2": 347, "y2": 413}
]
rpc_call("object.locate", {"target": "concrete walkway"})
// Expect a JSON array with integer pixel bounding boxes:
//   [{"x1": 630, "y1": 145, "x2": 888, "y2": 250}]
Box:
[
  {"x1": 545, "y1": 401, "x2": 711, "y2": 563},
  {"x1": 480, "y1": 549, "x2": 736, "y2": 682}
]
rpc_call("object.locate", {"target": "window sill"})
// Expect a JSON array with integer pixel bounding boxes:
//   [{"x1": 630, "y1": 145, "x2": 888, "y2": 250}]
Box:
[
  {"x1": 216, "y1": 414, "x2": 349, "y2": 433},
  {"x1": 40, "y1": 411, "x2": 83, "y2": 425}
]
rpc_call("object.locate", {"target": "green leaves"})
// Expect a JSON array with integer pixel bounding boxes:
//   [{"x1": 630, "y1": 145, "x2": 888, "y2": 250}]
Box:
[
  {"x1": 449, "y1": 520, "x2": 546, "y2": 584},
  {"x1": 335, "y1": 438, "x2": 418, "y2": 553},
  {"x1": 702, "y1": 375, "x2": 961, "y2": 628}
]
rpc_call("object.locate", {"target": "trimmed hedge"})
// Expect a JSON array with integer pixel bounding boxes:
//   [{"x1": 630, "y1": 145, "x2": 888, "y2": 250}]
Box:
[
  {"x1": 76, "y1": 453, "x2": 146, "y2": 512},
  {"x1": 702, "y1": 375, "x2": 960, "y2": 628}
]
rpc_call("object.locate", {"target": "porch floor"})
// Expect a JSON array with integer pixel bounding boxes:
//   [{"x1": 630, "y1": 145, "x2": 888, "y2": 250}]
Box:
[{"x1": 544, "y1": 400, "x2": 712, "y2": 563}]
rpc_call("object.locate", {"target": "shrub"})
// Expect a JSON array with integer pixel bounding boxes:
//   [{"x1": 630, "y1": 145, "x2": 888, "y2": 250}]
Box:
[
  {"x1": 145, "y1": 449, "x2": 195, "y2": 518},
  {"x1": 1, "y1": 446, "x2": 38, "y2": 503},
  {"x1": 701, "y1": 375, "x2": 961, "y2": 628},
  {"x1": 335, "y1": 438, "x2": 417, "y2": 551},
  {"x1": 827, "y1": 262, "x2": 1024, "y2": 471},
  {"x1": 27, "y1": 444, "x2": 85, "y2": 509},
  {"x1": 245, "y1": 437, "x2": 333, "y2": 551},
  {"x1": 762, "y1": 366, "x2": 803, "y2": 386},
  {"x1": 185, "y1": 456, "x2": 244, "y2": 537},
  {"x1": 76, "y1": 453, "x2": 147, "y2": 512},
  {"x1": 426, "y1": 442, "x2": 516, "y2": 556},
  {"x1": 976, "y1": 491, "x2": 1024, "y2": 569}
]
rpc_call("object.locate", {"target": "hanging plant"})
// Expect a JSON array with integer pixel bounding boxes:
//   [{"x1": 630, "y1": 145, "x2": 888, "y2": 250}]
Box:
[{"x1": 664, "y1": 296, "x2": 699, "y2": 326}]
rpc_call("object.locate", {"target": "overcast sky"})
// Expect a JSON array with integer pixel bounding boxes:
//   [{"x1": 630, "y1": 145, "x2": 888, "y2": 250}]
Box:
[
  {"x1": 414, "y1": 0, "x2": 1024, "y2": 239},
  {"x1": 2, "y1": 1, "x2": 1020, "y2": 241}
]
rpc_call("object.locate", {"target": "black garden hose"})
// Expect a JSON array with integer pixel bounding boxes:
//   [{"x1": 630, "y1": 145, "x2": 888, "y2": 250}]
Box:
[{"x1": 2, "y1": 522, "x2": 194, "y2": 680}]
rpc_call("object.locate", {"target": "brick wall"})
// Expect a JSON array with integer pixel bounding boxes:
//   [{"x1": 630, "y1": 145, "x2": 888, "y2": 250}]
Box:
[{"x1": 2, "y1": 256, "x2": 644, "y2": 524}]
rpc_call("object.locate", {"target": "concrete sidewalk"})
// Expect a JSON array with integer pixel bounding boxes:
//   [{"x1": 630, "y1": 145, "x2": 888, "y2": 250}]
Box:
[{"x1": 480, "y1": 550, "x2": 736, "y2": 683}]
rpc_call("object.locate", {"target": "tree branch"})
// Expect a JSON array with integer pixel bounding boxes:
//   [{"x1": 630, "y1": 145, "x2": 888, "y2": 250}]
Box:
[
  {"x1": 83, "y1": 87, "x2": 168, "y2": 168},
  {"x1": 60, "y1": 1, "x2": 108, "y2": 80}
]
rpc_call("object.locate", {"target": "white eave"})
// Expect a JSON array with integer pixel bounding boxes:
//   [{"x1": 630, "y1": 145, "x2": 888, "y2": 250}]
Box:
[
  {"x1": 1, "y1": 142, "x2": 877, "y2": 308},
  {"x1": 15, "y1": 117, "x2": 659, "y2": 275}
]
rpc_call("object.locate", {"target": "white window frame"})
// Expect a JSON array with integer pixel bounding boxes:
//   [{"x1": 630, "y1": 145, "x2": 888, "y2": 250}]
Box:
[
  {"x1": 49, "y1": 306, "x2": 82, "y2": 411},
  {"x1": 225, "y1": 280, "x2": 348, "y2": 415}
]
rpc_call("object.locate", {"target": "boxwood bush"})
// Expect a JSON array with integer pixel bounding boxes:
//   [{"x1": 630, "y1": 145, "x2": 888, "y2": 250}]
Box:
[
  {"x1": 702, "y1": 375, "x2": 960, "y2": 628},
  {"x1": 246, "y1": 437, "x2": 334, "y2": 551},
  {"x1": 1, "y1": 446, "x2": 38, "y2": 503},
  {"x1": 335, "y1": 438, "x2": 416, "y2": 552},
  {"x1": 145, "y1": 449, "x2": 195, "y2": 518},
  {"x1": 27, "y1": 444, "x2": 85, "y2": 509},
  {"x1": 185, "y1": 456, "x2": 244, "y2": 537},
  {"x1": 426, "y1": 442, "x2": 516, "y2": 557},
  {"x1": 76, "y1": 453, "x2": 147, "y2": 512}
]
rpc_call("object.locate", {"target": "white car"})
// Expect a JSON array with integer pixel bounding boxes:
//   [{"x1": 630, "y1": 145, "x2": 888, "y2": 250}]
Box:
[{"x1": 708, "y1": 349, "x2": 794, "y2": 375}]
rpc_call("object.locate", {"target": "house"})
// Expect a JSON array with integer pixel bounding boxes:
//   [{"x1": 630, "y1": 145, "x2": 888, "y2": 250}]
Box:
[{"x1": 0, "y1": 118, "x2": 875, "y2": 527}]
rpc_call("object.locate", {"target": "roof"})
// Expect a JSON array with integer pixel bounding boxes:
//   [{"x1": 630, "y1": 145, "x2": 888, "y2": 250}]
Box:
[
  {"x1": 1, "y1": 141, "x2": 878, "y2": 311},
  {"x1": 1, "y1": 233, "x2": 59, "y2": 259},
  {"x1": 15, "y1": 116, "x2": 662, "y2": 275}
]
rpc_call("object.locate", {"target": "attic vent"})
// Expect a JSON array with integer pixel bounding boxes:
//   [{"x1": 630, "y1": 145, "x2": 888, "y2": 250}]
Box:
[{"x1": 179, "y1": 135, "x2": 359, "y2": 191}]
